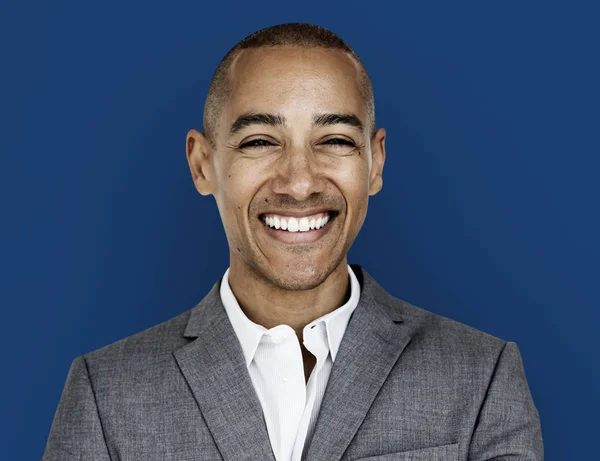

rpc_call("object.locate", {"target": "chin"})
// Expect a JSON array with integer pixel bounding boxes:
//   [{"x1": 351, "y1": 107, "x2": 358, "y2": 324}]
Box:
[
  {"x1": 270, "y1": 275, "x2": 323, "y2": 291},
  {"x1": 262, "y1": 257, "x2": 341, "y2": 291}
]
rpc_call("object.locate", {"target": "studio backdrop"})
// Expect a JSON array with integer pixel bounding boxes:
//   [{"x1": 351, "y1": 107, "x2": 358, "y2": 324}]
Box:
[{"x1": 1, "y1": 1, "x2": 598, "y2": 460}]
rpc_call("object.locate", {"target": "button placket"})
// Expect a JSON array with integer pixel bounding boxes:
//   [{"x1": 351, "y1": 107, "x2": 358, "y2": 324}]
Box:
[{"x1": 269, "y1": 329, "x2": 304, "y2": 388}]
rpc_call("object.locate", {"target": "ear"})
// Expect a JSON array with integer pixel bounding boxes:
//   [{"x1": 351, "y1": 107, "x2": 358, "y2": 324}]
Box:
[
  {"x1": 186, "y1": 129, "x2": 215, "y2": 196},
  {"x1": 368, "y1": 127, "x2": 386, "y2": 196}
]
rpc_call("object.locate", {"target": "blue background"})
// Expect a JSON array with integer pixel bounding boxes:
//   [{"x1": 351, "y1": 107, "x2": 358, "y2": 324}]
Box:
[{"x1": 2, "y1": 1, "x2": 598, "y2": 459}]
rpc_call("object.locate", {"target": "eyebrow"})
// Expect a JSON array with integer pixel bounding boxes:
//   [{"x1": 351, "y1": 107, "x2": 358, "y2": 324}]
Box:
[
  {"x1": 229, "y1": 113, "x2": 286, "y2": 135},
  {"x1": 313, "y1": 113, "x2": 364, "y2": 132},
  {"x1": 228, "y1": 112, "x2": 364, "y2": 136}
]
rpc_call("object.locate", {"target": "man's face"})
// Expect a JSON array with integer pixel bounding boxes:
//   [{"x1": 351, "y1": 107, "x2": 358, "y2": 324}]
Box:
[{"x1": 189, "y1": 46, "x2": 385, "y2": 290}]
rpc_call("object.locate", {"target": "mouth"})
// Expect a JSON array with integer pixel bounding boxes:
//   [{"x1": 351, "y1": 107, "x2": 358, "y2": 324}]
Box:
[{"x1": 258, "y1": 210, "x2": 339, "y2": 244}]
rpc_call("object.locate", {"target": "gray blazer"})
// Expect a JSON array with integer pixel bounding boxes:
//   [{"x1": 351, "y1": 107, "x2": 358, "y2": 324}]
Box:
[{"x1": 43, "y1": 265, "x2": 543, "y2": 460}]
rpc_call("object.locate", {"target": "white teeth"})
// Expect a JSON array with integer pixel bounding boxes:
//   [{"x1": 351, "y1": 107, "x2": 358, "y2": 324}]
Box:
[
  {"x1": 263, "y1": 212, "x2": 333, "y2": 232},
  {"x1": 299, "y1": 217, "x2": 310, "y2": 232},
  {"x1": 288, "y1": 217, "x2": 299, "y2": 232}
]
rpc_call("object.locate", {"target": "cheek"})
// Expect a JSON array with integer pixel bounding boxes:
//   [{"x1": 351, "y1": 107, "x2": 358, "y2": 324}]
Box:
[
  {"x1": 216, "y1": 161, "x2": 264, "y2": 234},
  {"x1": 330, "y1": 157, "x2": 371, "y2": 208}
]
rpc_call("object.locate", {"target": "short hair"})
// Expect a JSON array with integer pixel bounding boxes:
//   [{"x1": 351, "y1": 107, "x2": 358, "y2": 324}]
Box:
[{"x1": 202, "y1": 23, "x2": 376, "y2": 147}]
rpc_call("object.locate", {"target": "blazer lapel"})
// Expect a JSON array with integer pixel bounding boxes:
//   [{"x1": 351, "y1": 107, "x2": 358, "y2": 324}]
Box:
[
  {"x1": 173, "y1": 280, "x2": 276, "y2": 461},
  {"x1": 304, "y1": 266, "x2": 413, "y2": 461}
]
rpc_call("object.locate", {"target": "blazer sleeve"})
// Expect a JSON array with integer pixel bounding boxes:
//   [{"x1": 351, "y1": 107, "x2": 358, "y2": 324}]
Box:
[
  {"x1": 42, "y1": 356, "x2": 112, "y2": 461},
  {"x1": 469, "y1": 341, "x2": 544, "y2": 460}
]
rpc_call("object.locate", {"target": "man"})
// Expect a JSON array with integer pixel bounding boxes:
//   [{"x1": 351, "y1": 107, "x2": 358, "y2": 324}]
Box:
[{"x1": 43, "y1": 23, "x2": 543, "y2": 460}]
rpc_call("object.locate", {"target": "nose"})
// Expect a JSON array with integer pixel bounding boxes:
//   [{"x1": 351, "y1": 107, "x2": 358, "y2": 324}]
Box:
[{"x1": 271, "y1": 146, "x2": 324, "y2": 201}]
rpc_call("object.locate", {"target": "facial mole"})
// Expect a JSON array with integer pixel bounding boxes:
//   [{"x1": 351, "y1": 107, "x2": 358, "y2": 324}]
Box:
[{"x1": 265, "y1": 198, "x2": 269, "y2": 203}]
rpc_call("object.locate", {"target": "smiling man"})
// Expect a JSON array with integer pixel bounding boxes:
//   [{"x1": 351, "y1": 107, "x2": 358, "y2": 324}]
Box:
[{"x1": 43, "y1": 23, "x2": 543, "y2": 461}]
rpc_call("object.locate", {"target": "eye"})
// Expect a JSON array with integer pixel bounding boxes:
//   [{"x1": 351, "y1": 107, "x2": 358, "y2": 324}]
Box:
[
  {"x1": 239, "y1": 138, "x2": 274, "y2": 149},
  {"x1": 322, "y1": 137, "x2": 355, "y2": 147}
]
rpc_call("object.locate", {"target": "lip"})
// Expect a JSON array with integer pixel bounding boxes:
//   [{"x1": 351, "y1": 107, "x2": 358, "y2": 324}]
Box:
[{"x1": 259, "y1": 213, "x2": 337, "y2": 244}]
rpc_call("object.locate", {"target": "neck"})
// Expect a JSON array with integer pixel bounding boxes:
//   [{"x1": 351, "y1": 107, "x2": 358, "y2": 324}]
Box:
[{"x1": 227, "y1": 258, "x2": 351, "y2": 340}]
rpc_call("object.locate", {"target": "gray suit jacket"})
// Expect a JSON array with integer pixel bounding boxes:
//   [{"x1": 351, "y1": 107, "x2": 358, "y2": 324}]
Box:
[{"x1": 43, "y1": 265, "x2": 543, "y2": 460}]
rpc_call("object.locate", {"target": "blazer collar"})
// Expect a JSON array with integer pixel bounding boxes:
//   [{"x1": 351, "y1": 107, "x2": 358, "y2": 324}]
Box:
[
  {"x1": 304, "y1": 264, "x2": 411, "y2": 461},
  {"x1": 174, "y1": 264, "x2": 411, "y2": 461}
]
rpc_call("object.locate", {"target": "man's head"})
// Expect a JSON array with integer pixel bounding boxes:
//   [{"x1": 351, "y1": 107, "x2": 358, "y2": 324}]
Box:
[{"x1": 186, "y1": 23, "x2": 386, "y2": 291}]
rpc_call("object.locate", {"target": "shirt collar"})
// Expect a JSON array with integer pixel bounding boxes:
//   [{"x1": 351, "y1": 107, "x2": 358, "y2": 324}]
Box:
[{"x1": 220, "y1": 265, "x2": 361, "y2": 367}]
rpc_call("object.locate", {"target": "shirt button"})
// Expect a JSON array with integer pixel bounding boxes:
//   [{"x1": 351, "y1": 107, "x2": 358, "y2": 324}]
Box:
[{"x1": 271, "y1": 335, "x2": 283, "y2": 344}]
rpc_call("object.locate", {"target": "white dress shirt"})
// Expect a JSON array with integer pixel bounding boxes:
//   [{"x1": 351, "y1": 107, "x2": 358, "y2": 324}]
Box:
[{"x1": 219, "y1": 265, "x2": 361, "y2": 461}]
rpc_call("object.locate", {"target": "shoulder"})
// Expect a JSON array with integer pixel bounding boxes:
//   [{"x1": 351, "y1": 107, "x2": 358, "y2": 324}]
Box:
[
  {"x1": 81, "y1": 307, "x2": 193, "y2": 372},
  {"x1": 358, "y1": 265, "x2": 508, "y2": 366},
  {"x1": 399, "y1": 297, "x2": 506, "y2": 356},
  {"x1": 383, "y1": 292, "x2": 512, "y2": 386}
]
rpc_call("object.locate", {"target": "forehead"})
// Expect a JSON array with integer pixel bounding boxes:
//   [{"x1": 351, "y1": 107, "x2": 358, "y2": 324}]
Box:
[{"x1": 224, "y1": 46, "x2": 366, "y2": 123}]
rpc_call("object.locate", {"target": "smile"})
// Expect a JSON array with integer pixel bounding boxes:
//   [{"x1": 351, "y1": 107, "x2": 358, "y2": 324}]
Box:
[
  {"x1": 258, "y1": 210, "x2": 339, "y2": 244},
  {"x1": 261, "y1": 211, "x2": 334, "y2": 233}
]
